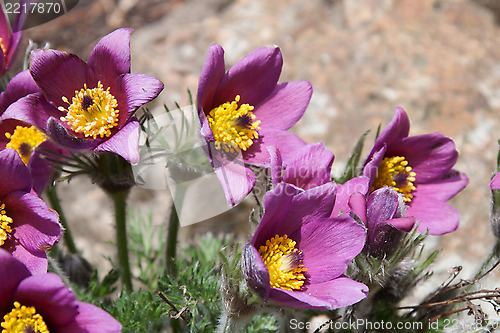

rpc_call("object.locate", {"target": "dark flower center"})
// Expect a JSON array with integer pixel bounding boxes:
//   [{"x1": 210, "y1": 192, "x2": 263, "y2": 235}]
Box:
[
  {"x1": 234, "y1": 114, "x2": 253, "y2": 128},
  {"x1": 80, "y1": 94, "x2": 94, "y2": 111}
]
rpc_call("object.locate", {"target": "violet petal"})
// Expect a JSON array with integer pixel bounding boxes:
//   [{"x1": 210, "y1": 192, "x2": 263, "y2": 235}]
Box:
[
  {"x1": 255, "y1": 81, "x2": 312, "y2": 131},
  {"x1": 241, "y1": 244, "x2": 270, "y2": 301},
  {"x1": 213, "y1": 46, "x2": 282, "y2": 108}
]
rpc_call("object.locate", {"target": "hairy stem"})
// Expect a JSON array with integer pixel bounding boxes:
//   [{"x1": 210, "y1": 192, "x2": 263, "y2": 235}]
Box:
[
  {"x1": 166, "y1": 203, "x2": 179, "y2": 275},
  {"x1": 112, "y1": 190, "x2": 133, "y2": 292}
]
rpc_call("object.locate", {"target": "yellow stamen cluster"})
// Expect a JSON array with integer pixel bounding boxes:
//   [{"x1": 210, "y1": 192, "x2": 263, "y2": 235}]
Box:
[
  {"x1": 258, "y1": 234, "x2": 307, "y2": 291},
  {"x1": 5, "y1": 126, "x2": 46, "y2": 165},
  {"x1": 59, "y1": 81, "x2": 119, "y2": 139},
  {"x1": 0, "y1": 38, "x2": 6, "y2": 56},
  {"x1": 1, "y1": 302, "x2": 49, "y2": 333},
  {"x1": 0, "y1": 202, "x2": 12, "y2": 247},
  {"x1": 208, "y1": 95, "x2": 261, "y2": 153},
  {"x1": 372, "y1": 155, "x2": 417, "y2": 202}
]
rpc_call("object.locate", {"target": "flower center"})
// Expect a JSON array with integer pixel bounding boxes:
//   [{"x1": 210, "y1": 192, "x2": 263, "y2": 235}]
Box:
[
  {"x1": 59, "y1": 81, "x2": 119, "y2": 139},
  {"x1": 0, "y1": 202, "x2": 13, "y2": 247},
  {"x1": 1, "y1": 302, "x2": 49, "y2": 333},
  {"x1": 258, "y1": 234, "x2": 307, "y2": 291},
  {"x1": 372, "y1": 156, "x2": 417, "y2": 202},
  {"x1": 5, "y1": 126, "x2": 46, "y2": 165},
  {"x1": 208, "y1": 95, "x2": 261, "y2": 153}
]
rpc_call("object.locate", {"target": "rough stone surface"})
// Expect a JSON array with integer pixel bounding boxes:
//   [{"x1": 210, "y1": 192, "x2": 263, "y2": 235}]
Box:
[{"x1": 16, "y1": 0, "x2": 500, "y2": 316}]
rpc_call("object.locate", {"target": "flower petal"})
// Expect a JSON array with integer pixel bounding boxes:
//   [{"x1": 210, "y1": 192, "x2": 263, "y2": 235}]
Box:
[
  {"x1": 406, "y1": 197, "x2": 460, "y2": 235},
  {"x1": 362, "y1": 145, "x2": 386, "y2": 189},
  {"x1": 267, "y1": 145, "x2": 283, "y2": 187},
  {"x1": 210, "y1": 148, "x2": 256, "y2": 207},
  {"x1": 30, "y1": 49, "x2": 93, "y2": 107},
  {"x1": 6, "y1": 191, "x2": 61, "y2": 253},
  {"x1": 88, "y1": 28, "x2": 132, "y2": 80},
  {"x1": 386, "y1": 133, "x2": 459, "y2": 183},
  {"x1": 283, "y1": 182, "x2": 337, "y2": 223},
  {"x1": 198, "y1": 43, "x2": 226, "y2": 115},
  {"x1": 213, "y1": 46, "x2": 282, "y2": 108},
  {"x1": 27, "y1": 140, "x2": 61, "y2": 195},
  {"x1": 347, "y1": 192, "x2": 367, "y2": 224},
  {"x1": 0, "y1": 70, "x2": 39, "y2": 115},
  {"x1": 95, "y1": 118, "x2": 140, "y2": 165},
  {"x1": 122, "y1": 73, "x2": 164, "y2": 115},
  {"x1": 255, "y1": 81, "x2": 312, "y2": 131},
  {"x1": 0, "y1": 148, "x2": 31, "y2": 197},
  {"x1": 251, "y1": 182, "x2": 301, "y2": 247},
  {"x1": 13, "y1": 273, "x2": 79, "y2": 326},
  {"x1": 46, "y1": 116, "x2": 100, "y2": 150},
  {"x1": 241, "y1": 244, "x2": 270, "y2": 301},
  {"x1": 9, "y1": 242, "x2": 47, "y2": 275},
  {"x1": 332, "y1": 176, "x2": 370, "y2": 218},
  {"x1": 294, "y1": 215, "x2": 366, "y2": 284},
  {"x1": 268, "y1": 276, "x2": 368, "y2": 310},
  {"x1": 365, "y1": 107, "x2": 410, "y2": 164},
  {"x1": 282, "y1": 142, "x2": 334, "y2": 190},
  {"x1": 243, "y1": 129, "x2": 307, "y2": 167},
  {"x1": 411, "y1": 171, "x2": 468, "y2": 202},
  {"x1": 2, "y1": 93, "x2": 62, "y2": 130},
  {"x1": 60, "y1": 302, "x2": 122, "y2": 333},
  {"x1": 0, "y1": 249, "x2": 30, "y2": 315}
]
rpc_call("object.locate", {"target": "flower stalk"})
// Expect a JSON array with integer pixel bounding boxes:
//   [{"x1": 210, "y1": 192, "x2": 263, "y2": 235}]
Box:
[
  {"x1": 45, "y1": 183, "x2": 78, "y2": 254},
  {"x1": 112, "y1": 189, "x2": 133, "y2": 292},
  {"x1": 166, "y1": 203, "x2": 179, "y2": 276}
]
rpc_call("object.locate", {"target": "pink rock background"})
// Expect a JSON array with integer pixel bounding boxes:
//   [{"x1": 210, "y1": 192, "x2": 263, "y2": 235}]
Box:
[{"x1": 16, "y1": 0, "x2": 500, "y2": 313}]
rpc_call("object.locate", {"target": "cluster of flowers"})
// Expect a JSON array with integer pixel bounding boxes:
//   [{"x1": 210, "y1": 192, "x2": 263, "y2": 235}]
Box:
[
  {"x1": 0, "y1": 4, "x2": 478, "y2": 330},
  {"x1": 0, "y1": 10, "x2": 163, "y2": 331},
  {"x1": 196, "y1": 44, "x2": 469, "y2": 310}
]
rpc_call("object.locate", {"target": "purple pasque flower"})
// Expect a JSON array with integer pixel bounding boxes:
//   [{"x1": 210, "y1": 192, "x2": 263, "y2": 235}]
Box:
[
  {"x1": 363, "y1": 108, "x2": 468, "y2": 235},
  {"x1": 0, "y1": 0, "x2": 33, "y2": 76},
  {"x1": 197, "y1": 44, "x2": 312, "y2": 206},
  {"x1": 241, "y1": 182, "x2": 368, "y2": 310},
  {"x1": 348, "y1": 187, "x2": 415, "y2": 257},
  {"x1": 0, "y1": 148, "x2": 61, "y2": 274},
  {"x1": 0, "y1": 249, "x2": 121, "y2": 332},
  {"x1": 2, "y1": 28, "x2": 164, "y2": 165},
  {"x1": 0, "y1": 70, "x2": 63, "y2": 194}
]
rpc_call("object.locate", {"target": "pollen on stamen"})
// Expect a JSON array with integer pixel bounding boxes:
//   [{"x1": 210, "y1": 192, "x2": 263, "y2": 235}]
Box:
[
  {"x1": 372, "y1": 155, "x2": 417, "y2": 202},
  {"x1": 59, "y1": 81, "x2": 119, "y2": 139},
  {"x1": 208, "y1": 95, "x2": 261, "y2": 153},
  {"x1": 258, "y1": 234, "x2": 307, "y2": 291},
  {"x1": 0, "y1": 202, "x2": 13, "y2": 247},
  {"x1": 1, "y1": 302, "x2": 49, "y2": 333},
  {"x1": 5, "y1": 125, "x2": 46, "y2": 165}
]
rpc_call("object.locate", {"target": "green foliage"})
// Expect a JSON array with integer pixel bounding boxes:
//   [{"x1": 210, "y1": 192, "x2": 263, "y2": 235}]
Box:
[
  {"x1": 157, "y1": 234, "x2": 230, "y2": 332},
  {"x1": 128, "y1": 208, "x2": 165, "y2": 289},
  {"x1": 104, "y1": 291, "x2": 171, "y2": 333}
]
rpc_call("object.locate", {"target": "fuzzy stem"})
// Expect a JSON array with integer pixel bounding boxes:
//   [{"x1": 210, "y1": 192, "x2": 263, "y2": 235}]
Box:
[
  {"x1": 216, "y1": 309, "x2": 249, "y2": 333},
  {"x1": 112, "y1": 190, "x2": 133, "y2": 292},
  {"x1": 46, "y1": 184, "x2": 78, "y2": 254},
  {"x1": 473, "y1": 242, "x2": 500, "y2": 280},
  {"x1": 166, "y1": 203, "x2": 179, "y2": 275}
]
